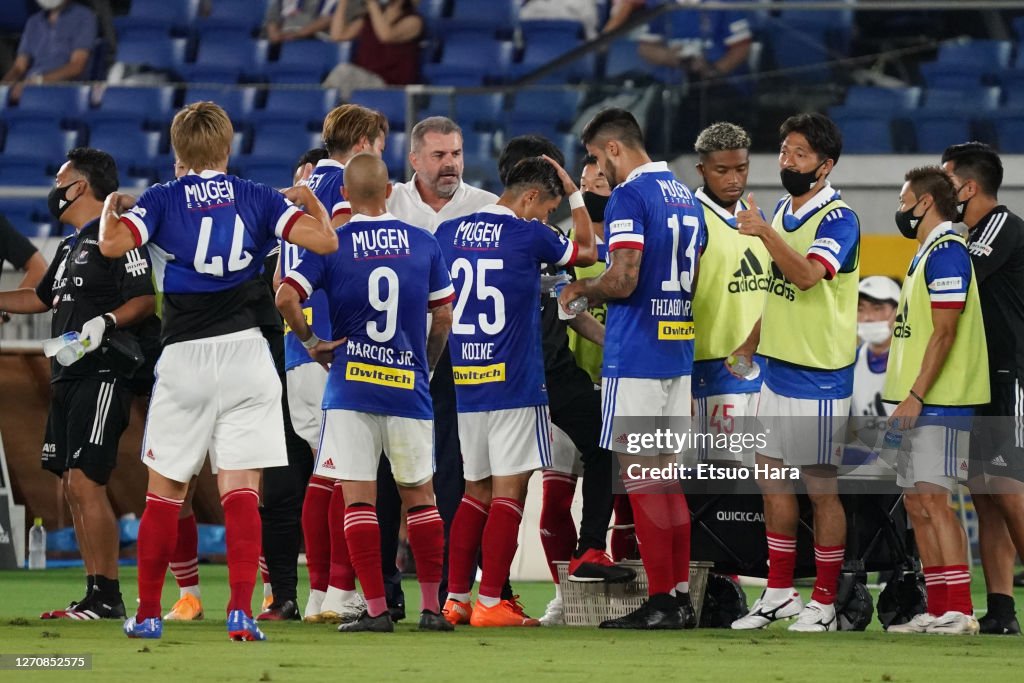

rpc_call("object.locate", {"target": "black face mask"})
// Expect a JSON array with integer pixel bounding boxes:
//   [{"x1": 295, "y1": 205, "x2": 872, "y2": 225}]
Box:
[
  {"x1": 780, "y1": 159, "x2": 827, "y2": 198},
  {"x1": 583, "y1": 191, "x2": 609, "y2": 223},
  {"x1": 895, "y1": 199, "x2": 924, "y2": 239},
  {"x1": 700, "y1": 184, "x2": 735, "y2": 210},
  {"x1": 47, "y1": 180, "x2": 82, "y2": 222},
  {"x1": 954, "y1": 185, "x2": 970, "y2": 224}
]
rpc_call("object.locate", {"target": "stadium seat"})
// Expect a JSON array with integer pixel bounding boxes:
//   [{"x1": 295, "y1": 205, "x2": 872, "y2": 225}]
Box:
[
  {"x1": 443, "y1": 0, "x2": 516, "y2": 37},
  {"x1": 918, "y1": 64, "x2": 985, "y2": 91},
  {"x1": 832, "y1": 115, "x2": 894, "y2": 153},
  {"x1": 86, "y1": 86, "x2": 175, "y2": 128},
  {"x1": 453, "y1": 94, "x2": 506, "y2": 131},
  {"x1": 1014, "y1": 16, "x2": 1024, "y2": 41},
  {"x1": 2, "y1": 122, "x2": 77, "y2": 163},
  {"x1": 1000, "y1": 70, "x2": 1024, "y2": 109},
  {"x1": 0, "y1": 160, "x2": 50, "y2": 186},
  {"x1": 422, "y1": 39, "x2": 515, "y2": 85},
  {"x1": 519, "y1": 19, "x2": 585, "y2": 43},
  {"x1": 935, "y1": 39, "x2": 1012, "y2": 71},
  {"x1": 183, "y1": 87, "x2": 258, "y2": 125},
  {"x1": 383, "y1": 132, "x2": 408, "y2": 178},
  {"x1": 461, "y1": 130, "x2": 495, "y2": 175},
  {"x1": 0, "y1": 1, "x2": 28, "y2": 32},
  {"x1": 989, "y1": 113, "x2": 1024, "y2": 153},
  {"x1": 113, "y1": 0, "x2": 197, "y2": 35},
  {"x1": 508, "y1": 89, "x2": 582, "y2": 130},
  {"x1": 87, "y1": 124, "x2": 162, "y2": 175},
  {"x1": 511, "y1": 39, "x2": 593, "y2": 83},
  {"x1": 766, "y1": 24, "x2": 833, "y2": 82},
  {"x1": 183, "y1": 38, "x2": 268, "y2": 83},
  {"x1": 239, "y1": 161, "x2": 294, "y2": 189},
  {"x1": 832, "y1": 85, "x2": 921, "y2": 115},
  {"x1": 251, "y1": 88, "x2": 339, "y2": 129},
  {"x1": 504, "y1": 118, "x2": 562, "y2": 145},
  {"x1": 349, "y1": 90, "x2": 407, "y2": 129},
  {"x1": 605, "y1": 39, "x2": 658, "y2": 81},
  {"x1": 265, "y1": 41, "x2": 352, "y2": 83},
  {"x1": 919, "y1": 86, "x2": 1000, "y2": 114},
  {"x1": 911, "y1": 114, "x2": 972, "y2": 153},
  {"x1": 247, "y1": 127, "x2": 321, "y2": 165},
  {"x1": 195, "y1": 0, "x2": 267, "y2": 35},
  {"x1": 115, "y1": 38, "x2": 188, "y2": 75},
  {"x1": 2, "y1": 85, "x2": 89, "y2": 126}
]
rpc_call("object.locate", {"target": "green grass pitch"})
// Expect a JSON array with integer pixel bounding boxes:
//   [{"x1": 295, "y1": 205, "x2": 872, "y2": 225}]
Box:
[{"x1": 0, "y1": 566, "x2": 1021, "y2": 682}]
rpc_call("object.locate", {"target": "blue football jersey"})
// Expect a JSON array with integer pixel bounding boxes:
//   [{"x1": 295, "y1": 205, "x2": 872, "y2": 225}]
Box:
[
  {"x1": 602, "y1": 162, "x2": 704, "y2": 380},
  {"x1": 284, "y1": 213, "x2": 454, "y2": 420},
  {"x1": 435, "y1": 204, "x2": 577, "y2": 412},
  {"x1": 121, "y1": 170, "x2": 304, "y2": 343},
  {"x1": 283, "y1": 159, "x2": 348, "y2": 370}
]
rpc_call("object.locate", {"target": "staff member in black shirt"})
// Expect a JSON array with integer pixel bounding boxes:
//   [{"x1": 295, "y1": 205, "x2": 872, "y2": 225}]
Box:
[
  {"x1": 0, "y1": 148, "x2": 157, "y2": 620},
  {"x1": 943, "y1": 142, "x2": 1024, "y2": 635},
  {"x1": 0, "y1": 211, "x2": 48, "y2": 321}
]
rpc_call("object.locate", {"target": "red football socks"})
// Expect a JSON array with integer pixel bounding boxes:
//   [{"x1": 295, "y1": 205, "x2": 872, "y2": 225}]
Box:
[
  {"x1": 446, "y1": 495, "x2": 489, "y2": 595},
  {"x1": 136, "y1": 493, "x2": 183, "y2": 620},
  {"x1": 222, "y1": 488, "x2": 261, "y2": 616},
  {"x1": 539, "y1": 472, "x2": 577, "y2": 583},
  {"x1": 169, "y1": 513, "x2": 199, "y2": 589},
  {"x1": 478, "y1": 498, "x2": 524, "y2": 600},
  {"x1": 407, "y1": 505, "x2": 445, "y2": 614},
  {"x1": 302, "y1": 476, "x2": 334, "y2": 593}
]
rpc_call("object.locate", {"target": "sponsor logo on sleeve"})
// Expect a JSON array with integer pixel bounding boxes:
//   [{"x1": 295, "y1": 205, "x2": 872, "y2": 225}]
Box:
[
  {"x1": 811, "y1": 237, "x2": 841, "y2": 254},
  {"x1": 609, "y1": 219, "x2": 634, "y2": 235},
  {"x1": 929, "y1": 277, "x2": 963, "y2": 292}
]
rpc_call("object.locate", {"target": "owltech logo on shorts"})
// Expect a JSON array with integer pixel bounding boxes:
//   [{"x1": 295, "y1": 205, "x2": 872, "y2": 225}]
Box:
[
  {"x1": 657, "y1": 321, "x2": 695, "y2": 340},
  {"x1": 453, "y1": 363, "x2": 506, "y2": 385},
  {"x1": 346, "y1": 362, "x2": 415, "y2": 389}
]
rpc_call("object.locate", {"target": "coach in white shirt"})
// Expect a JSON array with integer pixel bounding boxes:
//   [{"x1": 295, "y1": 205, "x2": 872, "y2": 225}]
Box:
[
  {"x1": 387, "y1": 116, "x2": 497, "y2": 233},
  {"x1": 383, "y1": 115, "x2": 497, "y2": 610}
]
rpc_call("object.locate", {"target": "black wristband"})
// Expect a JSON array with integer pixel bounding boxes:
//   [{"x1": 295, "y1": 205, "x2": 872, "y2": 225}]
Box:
[
  {"x1": 103, "y1": 312, "x2": 117, "y2": 332},
  {"x1": 908, "y1": 389, "x2": 924, "y2": 405}
]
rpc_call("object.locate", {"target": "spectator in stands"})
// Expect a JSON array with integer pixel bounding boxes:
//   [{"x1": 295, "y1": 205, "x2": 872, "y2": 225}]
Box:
[
  {"x1": 324, "y1": 0, "x2": 422, "y2": 98},
  {"x1": 0, "y1": 148, "x2": 158, "y2": 621},
  {"x1": 851, "y1": 276, "x2": 900, "y2": 418},
  {"x1": 1, "y1": 1, "x2": 98, "y2": 102},
  {"x1": 602, "y1": 0, "x2": 651, "y2": 34},
  {"x1": 265, "y1": 0, "x2": 338, "y2": 44},
  {"x1": 0, "y1": 213, "x2": 48, "y2": 325},
  {"x1": 636, "y1": 1, "x2": 752, "y2": 86},
  {"x1": 519, "y1": 0, "x2": 600, "y2": 40}
]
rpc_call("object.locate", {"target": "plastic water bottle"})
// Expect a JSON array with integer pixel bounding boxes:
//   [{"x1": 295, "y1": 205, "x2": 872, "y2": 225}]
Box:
[
  {"x1": 726, "y1": 354, "x2": 761, "y2": 380},
  {"x1": 551, "y1": 276, "x2": 589, "y2": 320},
  {"x1": 42, "y1": 332, "x2": 86, "y2": 367},
  {"x1": 882, "y1": 428, "x2": 903, "y2": 451},
  {"x1": 28, "y1": 518, "x2": 46, "y2": 570}
]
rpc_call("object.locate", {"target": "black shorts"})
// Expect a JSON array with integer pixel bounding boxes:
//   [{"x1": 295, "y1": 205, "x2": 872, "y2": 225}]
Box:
[
  {"x1": 42, "y1": 378, "x2": 132, "y2": 485},
  {"x1": 969, "y1": 374, "x2": 1024, "y2": 482}
]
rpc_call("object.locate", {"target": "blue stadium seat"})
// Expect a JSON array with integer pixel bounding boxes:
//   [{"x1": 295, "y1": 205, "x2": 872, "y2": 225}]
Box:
[
  {"x1": 1000, "y1": 70, "x2": 1024, "y2": 108},
  {"x1": 778, "y1": 0, "x2": 854, "y2": 30},
  {"x1": 508, "y1": 90, "x2": 582, "y2": 131},
  {"x1": 0, "y1": 160, "x2": 50, "y2": 185},
  {"x1": 420, "y1": 0, "x2": 447, "y2": 36},
  {"x1": 2, "y1": 122, "x2": 77, "y2": 163},
  {"x1": 183, "y1": 38, "x2": 268, "y2": 83},
  {"x1": 511, "y1": 39, "x2": 593, "y2": 83},
  {"x1": 239, "y1": 161, "x2": 294, "y2": 189},
  {"x1": 443, "y1": 0, "x2": 516, "y2": 37},
  {"x1": 988, "y1": 113, "x2": 1024, "y2": 153},
  {"x1": 453, "y1": 93, "x2": 505, "y2": 131},
  {"x1": 116, "y1": 38, "x2": 188, "y2": 74},
  {"x1": 195, "y1": 0, "x2": 267, "y2": 35},
  {"x1": 833, "y1": 85, "x2": 920, "y2": 114},
  {"x1": 383, "y1": 132, "x2": 408, "y2": 179},
  {"x1": 183, "y1": 87, "x2": 258, "y2": 125},
  {"x1": 88, "y1": 124, "x2": 162, "y2": 174},
  {"x1": 251, "y1": 88, "x2": 339, "y2": 129},
  {"x1": 766, "y1": 24, "x2": 833, "y2": 82},
  {"x1": 604, "y1": 39, "x2": 648, "y2": 79},
  {"x1": 461, "y1": 131, "x2": 495, "y2": 175},
  {"x1": 113, "y1": 0, "x2": 197, "y2": 35},
  {"x1": 934, "y1": 40, "x2": 1012, "y2": 71},
  {"x1": 247, "y1": 127, "x2": 321, "y2": 165},
  {"x1": 86, "y1": 86, "x2": 176, "y2": 128},
  {"x1": 519, "y1": 19, "x2": 585, "y2": 43},
  {"x1": 422, "y1": 39, "x2": 514, "y2": 85},
  {"x1": 0, "y1": 1, "x2": 29, "y2": 32},
  {"x1": 349, "y1": 90, "x2": 407, "y2": 129},
  {"x1": 919, "y1": 64, "x2": 985, "y2": 91},
  {"x1": 911, "y1": 114, "x2": 972, "y2": 153},
  {"x1": 2, "y1": 85, "x2": 89, "y2": 126},
  {"x1": 919, "y1": 86, "x2": 1000, "y2": 114},
  {"x1": 832, "y1": 115, "x2": 894, "y2": 153},
  {"x1": 265, "y1": 41, "x2": 352, "y2": 83},
  {"x1": 503, "y1": 118, "x2": 562, "y2": 145}
]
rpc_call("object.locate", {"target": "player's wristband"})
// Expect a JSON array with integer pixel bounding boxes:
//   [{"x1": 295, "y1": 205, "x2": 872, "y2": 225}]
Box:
[
  {"x1": 103, "y1": 312, "x2": 117, "y2": 331},
  {"x1": 568, "y1": 191, "x2": 585, "y2": 211},
  {"x1": 908, "y1": 389, "x2": 924, "y2": 405},
  {"x1": 301, "y1": 333, "x2": 321, "y2": 350}
]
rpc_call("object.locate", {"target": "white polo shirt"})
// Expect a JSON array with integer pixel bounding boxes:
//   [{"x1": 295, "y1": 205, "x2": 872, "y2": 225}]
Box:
[{"x1": 386, "y1": 174, "x2": 498, "y2": 233}]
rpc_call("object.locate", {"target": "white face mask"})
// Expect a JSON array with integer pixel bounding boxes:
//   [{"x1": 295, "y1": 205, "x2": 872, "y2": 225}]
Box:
[
  {"x1": 37, "y1": 0, "x2": 63, "y2": 10},
  {"x1": 858, "y1": 320, "x2": 891, "y2": 345}
]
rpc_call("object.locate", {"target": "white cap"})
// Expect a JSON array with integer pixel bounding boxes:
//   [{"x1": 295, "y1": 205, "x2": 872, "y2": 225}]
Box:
[{"x1": 858, "y1": 276, "x2": 901, "y2": 305}]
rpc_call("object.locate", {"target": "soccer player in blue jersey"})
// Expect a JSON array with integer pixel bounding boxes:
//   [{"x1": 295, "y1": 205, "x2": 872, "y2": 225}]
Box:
[
  {"x1": 438, "y1": 156, "x2": 596, "y2": 627},
  {"x1": 98, "y1": 101, "x2": 338, "y2": 641},
  {"x1": 729, "y1": 113, "x2": 859, "y2": 633},
  {"x1": 283, "y1": 104, "x2": 388, "y2": 624},
  {"x1": 560, "y1": 108, "x2": 704, "y2": 630},
  {"x1": 277, "y1": 153, "x2": 455, "y2": 633}
]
